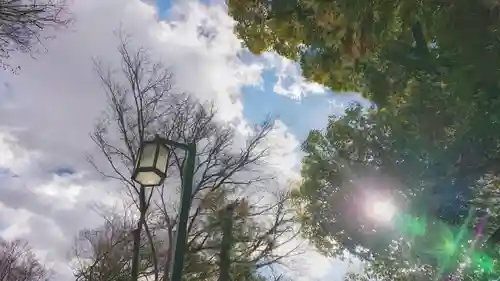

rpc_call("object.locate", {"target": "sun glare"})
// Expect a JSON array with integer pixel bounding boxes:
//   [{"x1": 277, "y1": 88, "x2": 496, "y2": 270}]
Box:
[{"x1": 367, "y1": 199, "x2": 397, "y2": 223}]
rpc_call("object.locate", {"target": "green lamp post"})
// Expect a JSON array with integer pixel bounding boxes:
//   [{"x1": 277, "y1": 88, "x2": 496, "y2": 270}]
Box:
[{"x1": 132, "y1": 135, "x2": 196, "y2": 281}]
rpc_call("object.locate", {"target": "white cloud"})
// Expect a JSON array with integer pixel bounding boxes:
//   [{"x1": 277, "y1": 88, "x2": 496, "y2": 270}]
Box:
[
  {"x1": 0, "y1": 164, "x2": 122, "y2": 280},
  {"x1": 0, "y1": 1, "x2": 340, "y2": 280},
  {"x1": 260, "y1": 52, "x2": 328, "y2": 100},
  {"x1": 0, "y1": 0, "x2": 267, "y2": 172},
  {"x1": 0, "y1": 131, "x2": 40, "y2": 174},
  {"x1": 0, "y1": 0, "x2": 293, "y2": 279},
  {"x1": 262, "y1": 120, "x2": 302, "y2": 181}
]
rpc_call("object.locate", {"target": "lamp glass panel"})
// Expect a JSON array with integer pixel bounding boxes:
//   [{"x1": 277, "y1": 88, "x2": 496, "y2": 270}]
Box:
[
  {"x1": 156, "y1": 144, "x2": 169, "y2": 173},
  {"x1": 139, "y1": 142, "x2": 157, "y2": 168},
  {"x1": 134, "y1": 171, "x2": 162, "y2": 186}
]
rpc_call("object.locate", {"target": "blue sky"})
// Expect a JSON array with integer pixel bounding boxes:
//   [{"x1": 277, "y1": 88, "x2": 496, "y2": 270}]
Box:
[
  {"x1": 156, "y1": 0, "x2": 172, "y2": 18},
  {"x1": 241, "y1": 69, "x2": 365, "y2": 140}
]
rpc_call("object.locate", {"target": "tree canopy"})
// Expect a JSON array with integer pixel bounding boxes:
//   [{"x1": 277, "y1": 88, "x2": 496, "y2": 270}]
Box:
[
  {"x1": 228, "y1": 0, "x2": 500, "y2": 280},
  {"x1": 228, "y1": 0, "x2": 500, "y2": 105},
  {"x1": 293, "y1": 104, "x2": 500, "y2": 280}
]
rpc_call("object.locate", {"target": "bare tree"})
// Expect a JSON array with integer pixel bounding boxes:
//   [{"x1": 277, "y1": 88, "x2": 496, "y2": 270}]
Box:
[
  {"x1": 0, "y1": 0, "x2": 71, "y2": 71},
  {"x1": 74, "y1": 32, "x2": 300, "y2": 281},
  {"x1": 74, "y1": 190, "x2": 299, "y2": 281},
  {"x1": 0, "y1": 238, "x2": 51, "y2": 281},
  {"x1": 73, "y1": 211, "x2": 155, "y2": 281}
]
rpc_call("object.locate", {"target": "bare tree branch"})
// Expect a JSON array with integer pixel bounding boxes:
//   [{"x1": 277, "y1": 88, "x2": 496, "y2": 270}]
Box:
[
  {"x1": 0, "y1": 0, "x2": 72, "y2": 72},
  {"x1": 76, "y1": 31, "x2": 299, "y2": 281},
  {"x1": 0, "y1": 238, "x2": 51, "y2": 281}
]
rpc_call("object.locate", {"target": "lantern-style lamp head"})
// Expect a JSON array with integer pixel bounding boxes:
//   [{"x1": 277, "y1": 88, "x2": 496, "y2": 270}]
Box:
[{"x1": 132, "y1": 135, "x2": 170, "y2": 187}]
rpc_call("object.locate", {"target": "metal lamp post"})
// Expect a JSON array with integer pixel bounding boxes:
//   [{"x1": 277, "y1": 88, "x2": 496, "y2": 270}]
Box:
[{"x1": 131, "y1": 134, "x2": 196, "y2": 281}]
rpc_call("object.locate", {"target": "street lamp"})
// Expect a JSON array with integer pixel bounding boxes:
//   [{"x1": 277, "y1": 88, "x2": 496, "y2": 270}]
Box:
[
  {"x1": 131, "y1": 134, "x2": 196, "y2": 281},
  {"x1": 132, "y1": 135, "x2": 170, "y2": 187}
]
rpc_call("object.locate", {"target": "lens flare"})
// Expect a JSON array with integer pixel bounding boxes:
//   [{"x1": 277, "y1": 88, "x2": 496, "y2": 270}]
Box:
[{"x1": 366, "y1": 198, "x2": 396, "y2": 223}]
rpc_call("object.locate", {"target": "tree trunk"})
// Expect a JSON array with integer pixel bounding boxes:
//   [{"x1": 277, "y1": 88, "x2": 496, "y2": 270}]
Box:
[{"x1": 218, "y1": 203, "x2": 236, "y2": 281}]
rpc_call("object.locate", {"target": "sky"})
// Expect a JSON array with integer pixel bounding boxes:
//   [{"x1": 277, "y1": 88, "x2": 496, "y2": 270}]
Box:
[{"x1": 0, "y1": 0, "x2": 365, "y2": 280}]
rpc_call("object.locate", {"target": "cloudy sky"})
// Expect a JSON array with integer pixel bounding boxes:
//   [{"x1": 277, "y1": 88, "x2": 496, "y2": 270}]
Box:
[{"x1": 0, "y1": 0, "x2": 365, "y2": 280}]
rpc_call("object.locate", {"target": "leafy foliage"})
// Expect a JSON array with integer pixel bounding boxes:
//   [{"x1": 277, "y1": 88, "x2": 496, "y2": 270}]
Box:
[
  {"x1": 293, "y1": 100, "x2": 500, "y2": 279},
  {"x1": 229, "y1": 1, "x2": 500, "y2": 279},
  {"x1": 228, "y1": 0, "x2": 500, "y2": 104}
]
